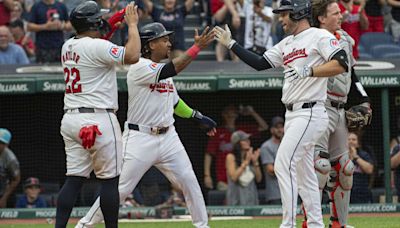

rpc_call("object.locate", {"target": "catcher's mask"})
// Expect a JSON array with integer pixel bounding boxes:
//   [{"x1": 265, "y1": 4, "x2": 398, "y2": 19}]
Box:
[
  {"x1": 139, "y1": 23, "x2": 174, "y2": 57},
  {"x1": 273, "y1": 0, "x2": 312, "y2": 21},
  {"x1": 70, "y1": 1, "x2": 111, "y2": 36}
]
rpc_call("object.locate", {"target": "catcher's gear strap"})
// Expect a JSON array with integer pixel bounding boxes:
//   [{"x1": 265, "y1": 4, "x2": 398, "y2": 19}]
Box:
[
  {"x1": 158, "y1": 61, "x2": 177, "y2": 81},
  {"x1": 231, "y1": 42, "x2": 273, "y2": 71},
  {"x1": 174, "y1": 99, "x2": 194, "y2": 118},
  {"x1": 331, "y1": 49, "x2": 349, "y2": 72},
  {"x1": 349, "y1": 67, "x2": 370, "y2": 104}
]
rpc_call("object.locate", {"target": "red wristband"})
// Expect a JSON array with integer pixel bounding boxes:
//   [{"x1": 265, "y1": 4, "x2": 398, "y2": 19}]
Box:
[{"x1": 187, "y1": 45, "x2": 201, "y2": 59}]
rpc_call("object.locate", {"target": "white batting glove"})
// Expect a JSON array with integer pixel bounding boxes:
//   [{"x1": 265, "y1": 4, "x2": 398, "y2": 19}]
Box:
[
  {"x1": 214, "y1": 24, "x2": 236, "y2": 49},
  {"x1": 283, "y1": 65, "x2": 313, "y2": 83}
]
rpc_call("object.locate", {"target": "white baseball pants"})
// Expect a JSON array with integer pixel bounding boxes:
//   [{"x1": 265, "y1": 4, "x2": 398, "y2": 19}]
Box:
[
  {"x1": 76, "y1": 125, "x2": 209, "y2": 228},
  {"x1": 274, "y1": 103, "x2": 328, "y2": 228}
]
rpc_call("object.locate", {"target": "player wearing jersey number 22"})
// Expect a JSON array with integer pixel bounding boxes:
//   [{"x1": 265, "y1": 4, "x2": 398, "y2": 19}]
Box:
[
  {"x1": 56, "y1": 1, "x2": 141, "y2": 228},
  {"x1": 214, "y1": 0, "x2": 349, "y2": 226}
]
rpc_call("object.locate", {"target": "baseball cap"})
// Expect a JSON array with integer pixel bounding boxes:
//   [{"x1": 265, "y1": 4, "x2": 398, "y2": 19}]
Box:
[
  {"x1": 0, "y1": 128, "x2": 12, "y2": 144},
  {"x1": 271, "y1": 116, "x2": 284, "y2": 128},
  {"x1": 23, "y1": 177, "x2": 41, "y2": 189},
  {"x1": 231, "y1": 130, "x2": 251, "y2": 145}
]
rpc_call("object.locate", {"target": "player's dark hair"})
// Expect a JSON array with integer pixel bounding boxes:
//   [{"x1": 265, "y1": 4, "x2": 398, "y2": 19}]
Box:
[
  {"x1": 232, "y1": 143, "x2": 243, "y2": 167},
  {"x1": 142, "y1": 43, "x2": 152, "y2": 59},
  {"x1": 311, "y1": 0, "x2": 338, "y2": 28}
]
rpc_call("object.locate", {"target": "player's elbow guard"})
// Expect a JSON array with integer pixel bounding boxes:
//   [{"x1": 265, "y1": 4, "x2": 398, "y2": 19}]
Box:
[{"x1": 331, "y1": 49, "x2": 349, "y2": 73}]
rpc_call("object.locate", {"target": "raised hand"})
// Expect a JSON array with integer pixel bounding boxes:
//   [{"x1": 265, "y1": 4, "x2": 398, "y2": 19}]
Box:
[
  {"x1": 214, "y1": 24, "x2": 235, "y2": 48},
  {"x1": 194, "y1": 26, "x2": 215, "y2": 49},
  {"x1": 124, "y1": 2, "x2": 139, "y2": 27}
]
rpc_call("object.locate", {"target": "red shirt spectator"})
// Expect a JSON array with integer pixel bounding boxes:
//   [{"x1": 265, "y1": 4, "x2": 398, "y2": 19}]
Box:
[
  {"x1": 0, "y1": 0, "x2": 14, "y2": 25},
  {"x1": 210, "y1": 0, "x2": 225, "y2": 14},
  {"x1": 206, "y1": 124, "x2": 259, "y2": 186},
  {"x1": 339, "y1": 0, "x2": 369, "y2": 59}
]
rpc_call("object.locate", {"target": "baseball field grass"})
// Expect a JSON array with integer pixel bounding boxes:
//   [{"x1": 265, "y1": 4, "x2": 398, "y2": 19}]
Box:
[{"x1": 1, "y1": 216, "x2": 400, "y2": 228}]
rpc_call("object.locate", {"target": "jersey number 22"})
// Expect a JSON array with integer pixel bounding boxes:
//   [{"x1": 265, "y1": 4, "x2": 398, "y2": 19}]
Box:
[{"x1": 64, "y1": 67, "x2": 82, "y2": 94}]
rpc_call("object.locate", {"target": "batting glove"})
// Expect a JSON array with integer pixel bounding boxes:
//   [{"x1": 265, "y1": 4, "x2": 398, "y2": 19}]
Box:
[
  {"x1": 79, "y1": 125, "x2": 102, "y2": 149},
  {"x1": 214, "y1": 24, "x2": 236, "y2": 49},
  {"x1": 283, "y1": 65, "x2": 313, "y2": 83},
  {"x1": 192, "y1": 110, "x2": 217, "y2": 132}
]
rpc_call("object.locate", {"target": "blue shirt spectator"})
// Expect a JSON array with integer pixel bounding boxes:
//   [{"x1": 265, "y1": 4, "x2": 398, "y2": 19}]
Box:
[
  {"x1": 0, "y1": 26, "x2": 29, "y2": 65},
  {"x1": 348, "y1": 132, "x2": 374, "y2": 204},
  {"x1": 16, "y1": 177, "x2": 47, "y2": 208},
  {"x1": 27, "y1": 0, "x2": 71, "y2": 63},
  {"x1": 391, "y1": 144, "x2": 400, "y2": 197}
]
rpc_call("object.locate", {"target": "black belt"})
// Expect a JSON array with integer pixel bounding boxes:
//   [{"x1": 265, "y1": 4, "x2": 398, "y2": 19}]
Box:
[
  {"x1": 64, "y1": 108, "x2": 115, "y2": 113},
  {"x1": 330, "y1": 101, "x2": 346, "y2": 109},
  {"x1": 128, "y1": 123, "x2": 169, "y2": 135},
  {"x1": 285, "y1": 102, "x2": 317, "y2": 111}
]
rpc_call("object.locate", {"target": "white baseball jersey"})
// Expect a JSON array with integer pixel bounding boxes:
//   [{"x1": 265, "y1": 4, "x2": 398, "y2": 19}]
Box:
[
  {"x1": 61, "y1": 37, "x2": 125, "y2": 110},
  {"x1": 326, "y1": 30, "x2": 355, "y2": 103},
  {"x1": 263, "y1": 27, "x2": 342, "y2": 104},
  {"x1": 126, "y1": 58, "x2": 179, "y2": 127},
  {"x1": 243, "y1": 3, "x2": 273, "y2": 50}
]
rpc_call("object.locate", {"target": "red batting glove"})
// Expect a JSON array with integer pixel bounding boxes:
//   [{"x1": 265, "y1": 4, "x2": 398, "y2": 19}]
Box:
[
  {"x1": 79, "y1": 125, "x2": 102, "y2": 149},
  {"x1": 102, "y1": 8, "x2": 126, "y2": 40}
]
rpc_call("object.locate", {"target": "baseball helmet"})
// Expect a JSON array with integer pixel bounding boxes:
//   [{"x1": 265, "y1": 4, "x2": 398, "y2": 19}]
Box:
[
  {"x1": 139, "y1": 23, "x2": 174, "y2": 45},
  {"x1": 70, "y1": 1, "x2": 110, "y2": 34},
  {"x1": 272, "y1": 0, "x2": 311, "y2": 20}
]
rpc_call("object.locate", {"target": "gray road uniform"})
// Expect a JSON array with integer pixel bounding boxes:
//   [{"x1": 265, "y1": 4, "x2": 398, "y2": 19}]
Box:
[{"x1": 313, "y1": 30, "x2": 369, "y2": 226}]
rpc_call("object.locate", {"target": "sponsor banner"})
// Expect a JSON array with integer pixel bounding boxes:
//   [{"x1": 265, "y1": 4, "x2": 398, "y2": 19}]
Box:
[
  {"x1": 359, "y1": 75, "x2": 400, "y2": 87},
  {"x1": 218, "y1": 76, "x2": 283, "y2": 90},
  {"x1": 174, "y1": 76, "x2": 217, "y2": 92},
  {"x1": 0, "y1": 79, "x2": 35, "y2": 94},
  {"x1": 1, "y1": 204, "x2": 399, "y2": 219},
  {"x1": 36, "y1": 78, "x2": 65, "y2": 93}
]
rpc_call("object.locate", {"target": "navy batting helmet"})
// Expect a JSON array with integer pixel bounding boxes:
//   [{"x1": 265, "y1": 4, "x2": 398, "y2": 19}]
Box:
[
  {"x1": 70, "y1": 1, "x2": 110, "y2": 34},
  {"x1": 272, "y1": 0, "x2": 311, "y2": 20},
  {"x1": 139, "y1": 23, "x2": 174, "y2": 45}
]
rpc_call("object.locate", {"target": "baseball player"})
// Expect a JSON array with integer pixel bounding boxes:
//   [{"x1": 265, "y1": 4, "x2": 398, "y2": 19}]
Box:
[
  {"x1": 300, "y1": 1, "x2": 371, "y2": 227},
  {"x1": 56, "y1": 1, "x2": 141, "y2": 228},
  {"x1": 75, "y1": 23, "x2": 215, "y2": 228},
  {"x1": 214, "y1": 0, "x2": 350, "y2": 226}
]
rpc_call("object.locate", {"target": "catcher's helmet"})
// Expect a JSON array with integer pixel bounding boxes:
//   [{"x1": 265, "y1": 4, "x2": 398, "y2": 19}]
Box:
[
  {"x1": 139, "y1": 23, "x2": 174, "y2": 45},
  {"x1": 272, "y1": 0, "x2": 311, "y2": 21},
  {"x1": 70, "y1": 1, "x2": 110, "y2": 34}
]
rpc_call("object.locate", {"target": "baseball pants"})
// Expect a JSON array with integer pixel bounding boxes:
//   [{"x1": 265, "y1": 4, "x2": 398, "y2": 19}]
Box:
[
  {"x1": 77, "y1": 125, "x2": 209, "y2": 228},
  {"x1": 274, "y1": 103, "x2": 328, "y2": 228}
]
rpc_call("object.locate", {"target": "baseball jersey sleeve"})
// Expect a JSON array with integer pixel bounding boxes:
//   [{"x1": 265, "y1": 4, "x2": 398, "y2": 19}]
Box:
[
  {"x1": 263, "y1": 41, "x2": 283, "y2": 68},
  {"x1": 129, "y1": 58, "x2": 166, "y2": 85},
  {"x1": 260, "y1": 144, "x2": 275, "y2": 165},
  {"x1": 317, "y1": 31, "x2": 342, "y2": 61},
  {"x1": 94, "y1": 39, "x2": 125, "y2": 65},
  {"x1": 172, "y1": 81, "x2": 180, "y2": 105},
  {"x1": 6, "y1": 151, "x2": 20, "y2": 178}
]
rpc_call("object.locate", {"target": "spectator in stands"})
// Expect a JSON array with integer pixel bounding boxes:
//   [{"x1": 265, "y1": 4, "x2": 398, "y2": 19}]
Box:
[
  {"x1": 348, "y1": 132, "x2": 374, "y2": 203},
  {"x1": 16, "y1": 177, "x2": 48, "y2": 208},
  {"x1": 9, "y1": 19, "x2": 35, "y2": 58},
  {"x1": 0, "y1": 128, "x2": 21, "y2": 208},
  {"x1": 0, "y1": 26, "x2": 30, "y2": 64},
  {"x1": 242, "y1": 0, "x2": 273, "y2": 55},
  {"x1": 390, "y1": 115, "x2": 400, "y2": 151},
  {"x1": 390, "y1": 144, "x2": 400, "y2": 198},
  {"x1": 260, "y1": 116, "x2": 284, "y2": 204},
  {"x1": 388, "y1": 0, "x2": 400, "y2": 43},
  {"x1": 9, "y1": 1, "x2": 24, "y2": 23},
  {"x1": 27, "y1": 0, "x2": 71, "y2": 63},
  {"x1": 0, "y1": 0, "x2": 13, "y2": 25},
  {"x1": 226, "y1": 130, "x2": 262, "y2": 205},
  {"x1": 143, "y1": 0, "x2": 195, "y2": 58},
  {"x1": 138, "y1": 167, "x2": 171, "y2": 206},
  {"x1": 204, "y1": 104, "x2": 268, "y2": 191},
  {"x1": 339, "y1": 0, "x2": 369, "y2": 59},
  {"x1": 211, "y1": 0, "x2": 241, "y2": 61},
  {"x1": 164, "y1": 183, "x2": 186, "y2": 207},
  {"x1": 364, "y1": 0, "x2": 385, "y2": 32}
]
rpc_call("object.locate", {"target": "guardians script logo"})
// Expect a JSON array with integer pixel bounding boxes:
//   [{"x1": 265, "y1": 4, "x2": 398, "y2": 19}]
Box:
[
  {"x1": 149, "y1": 81, "x2": 174, "y2": 93},
  {"x1": 283, "y1": 48, "x2": 308, "y2": 65}
]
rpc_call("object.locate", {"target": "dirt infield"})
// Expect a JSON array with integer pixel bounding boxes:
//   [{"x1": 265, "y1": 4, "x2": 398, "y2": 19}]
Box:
[{"x1": 2, "y1": 213, "x2": 400, "y2": 225}]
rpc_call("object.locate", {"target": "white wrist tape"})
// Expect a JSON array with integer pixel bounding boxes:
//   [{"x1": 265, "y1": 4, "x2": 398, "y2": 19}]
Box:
[{"x1": 227, "y1": 39, "x2": 237, "y2": 49}]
